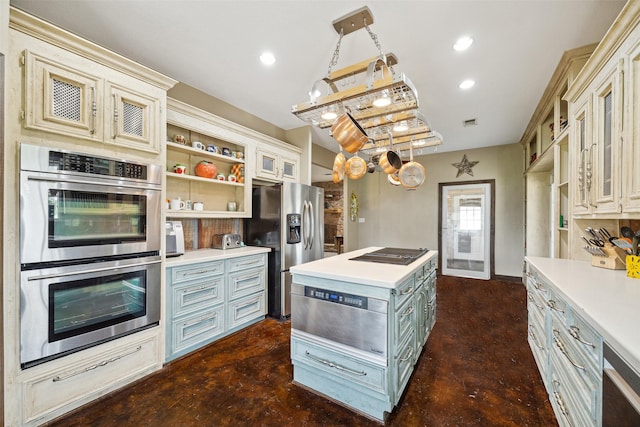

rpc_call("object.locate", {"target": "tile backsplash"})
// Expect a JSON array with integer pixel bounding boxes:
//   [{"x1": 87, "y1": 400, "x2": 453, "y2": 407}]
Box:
[{"x1": 167, "y1": 217, "x2": 243, "y2": 250}]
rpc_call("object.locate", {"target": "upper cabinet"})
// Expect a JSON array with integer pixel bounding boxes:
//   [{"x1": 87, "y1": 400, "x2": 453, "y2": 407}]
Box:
[
  {"x1": 255, "y1": 145, "x2": 300, "y2": 182},
  {"x1": 166, "y1": 99, "x2": 251, "y2": 218},
  {"x1": 566, "y1": 0, "x2": 640, "y2": 217},
  {"x1": 11, "y1": 8, "x2": 176, "y2": 156},
  {"x1": 166, "y1": 98, "x2": 302, "y2": 218},
  {"x1": 521, "y1": 44, "x2": 595, "y2": 259}
]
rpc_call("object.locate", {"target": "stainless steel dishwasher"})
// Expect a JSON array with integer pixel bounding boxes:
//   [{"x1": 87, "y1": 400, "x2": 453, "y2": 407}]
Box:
[{"x1": 291, "y1": 283, "x2": 388, "y2": 358}]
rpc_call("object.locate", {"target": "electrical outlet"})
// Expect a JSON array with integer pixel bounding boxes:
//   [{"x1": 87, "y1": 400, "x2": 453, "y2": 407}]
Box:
[{"x1": 358, "y1": 217, "x2": 365, "y2": 223}]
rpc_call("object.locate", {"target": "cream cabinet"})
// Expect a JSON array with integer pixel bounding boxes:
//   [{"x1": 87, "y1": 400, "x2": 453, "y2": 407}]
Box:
[
  {"x1": 255, "y1": 145, "x2": 300, "y2": 182},
  {"x1": 166, "y1": 98, "x2": 251, "y2": 218},
  {"x1": 522, "y1": 44, "x2": 595, "y2": 259},
  {"x1": 567, "y1": 1, "x2": 640, "y2": 219},
  {"x1": 22, "y1": 47, "x2": 165, "y2": 154},
  {"x1": 570, "y1": 60, "x2": 623, "y2": 216},
  {"x1": 21, "y1": 330, "x2": 161, "y2": 426}
]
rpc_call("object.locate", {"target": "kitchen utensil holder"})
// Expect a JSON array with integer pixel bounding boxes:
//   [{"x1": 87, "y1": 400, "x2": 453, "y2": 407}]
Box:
[{"x1": 591, "y1": 244, "x2": 626, "y2": 270}]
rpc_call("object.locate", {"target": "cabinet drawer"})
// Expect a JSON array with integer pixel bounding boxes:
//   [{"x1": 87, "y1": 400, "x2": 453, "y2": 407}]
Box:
[
  {"x1": 546, "y1": 287, "x2": 568, "y2": 323},
  {"x1": 169, "y1": 306, "x2": 225, "y2": 354},
  {"x1": 171, "y1": 276, "x2": 224, "y2": 318},
  {"x1": 227, "y1": 254, "x2": 266, "y2": 272},
  {"x1": 550, "y1": 318, "x2": 601, "y2": 419},
  {"x1": 291, "y1": 336, "x2": 387, "y2": 392},
  {"x1": 170, "y1": 260, "x2": 224, "y2": 284},
  {"x1": 227, "y1": 292, "x2": 265, "y2": 330},
  {"x1": 528, "y1": 323, "x2": 548, "y2": 381},
  {"x1": 549, "y1": 348, "x2": 598, "y2": 427},
  {"x1": 395, "y1": 330, "x2": 416, "y2": 397},
  {"x1": 549, "y1": 362, "x2": 594, "y2": 427},
  {"x1": 23, "y1": 334, "x2": 159, "y2": 424},
  {"x1": 395, "y1": 298, "x2": 416, "y2": 350},
  {"x1": 395, "y1": 276, "x2": 415, "y2": 309},
  {"x1": 227, "y1": 267, "x2": 265, "y2": 300},
  {"x1": 566, "y1": 309, "x2": 602, "y2": 371}
]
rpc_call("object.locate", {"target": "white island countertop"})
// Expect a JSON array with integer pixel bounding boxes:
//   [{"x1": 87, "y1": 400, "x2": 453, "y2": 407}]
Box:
[
  {"x1": 166, "y1": 246, "x2": 270, "y2": 267},
  {"x1": 290, "y1": 247, "x2": 438, "y2": 289},
  {"x1": 526, "y1": 256, "x2": 640, "y2": 376}
]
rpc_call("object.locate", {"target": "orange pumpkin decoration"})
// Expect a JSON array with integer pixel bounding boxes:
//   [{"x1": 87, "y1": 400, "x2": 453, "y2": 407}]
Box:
[{"x1": 194, "y1": 160, "x2": 217, "y2": 178}]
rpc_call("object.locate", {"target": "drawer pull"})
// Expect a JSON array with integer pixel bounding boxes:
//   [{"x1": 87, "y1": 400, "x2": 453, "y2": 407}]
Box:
[
  {"x1": 401, "y1": 286, "x2": 414, "y2": 295},
  {"x1": 527, "y1": 292, "x2": 544, "y2": 310},
  {"x1": 233, "y1": 259, "x2": 261, "y2": 268},
  {"x1": 184, "y1": 312, "x2": 217, "y2": 327},
  {"x1": 546, "y1": 299, "x2": 564, "y2": 313},
  {"x1": 568, "y1": 325, "x2": 595, "y2": 348},
  {"x1": 183, "y1": 268, "x2": 221, "y2": 277},
  {"x1": 304, "y1": 351, "x2": 366, "y2": 376},
  {"x1": 552, "y1": 329, "x2": 585, "y2": 371},
  {"x1": 52, "y1": 345, "x2": 142, "y2": 382},
  {"x1": 402, "y1": 304, "x2": 415, "y2": 317},
  {"x1": 552, "y1": 380, "x2": 575, "y2": 427},
  {"x1": 533, "y1": 280, "x2": 542, "y2": 290},
  {"x1": 183, "y1": 285, "x2": 212, "y2": 293},
  {"x1": 528, "y1": 326, "x2": 544, "y2": 350},
  {"x1": 399, "y1": 347, "x2": 414, "y2": 362}
]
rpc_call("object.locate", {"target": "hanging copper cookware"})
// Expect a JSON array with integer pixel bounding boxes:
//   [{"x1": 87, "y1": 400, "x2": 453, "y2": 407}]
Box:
[
  {"x1": 398, "y1": 142, "x2": 426, "y2": 189},
  {"x1": 345, "y1": 153, "x2": 367, "y2": 180},
  {"x1": 332, "y1": 150, "x2": 346, "y2": 183},
  {"x1": 378, "y1": 132, "x2": 402, "y2": 174},
  {"x1": 331, "y1": 112, "x2": 369, "y2": 154}
]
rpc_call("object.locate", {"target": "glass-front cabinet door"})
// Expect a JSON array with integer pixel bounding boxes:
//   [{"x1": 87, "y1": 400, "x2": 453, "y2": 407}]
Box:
[
  {"x1": 572, "y1": 98, "x2": 591, "y2": 215},
  {"x1": 591, "y1": 65, "x2": 622, "y2": 214},
  {"x1": 623, "y1": 42, "x2": 640, "y2": 211}
]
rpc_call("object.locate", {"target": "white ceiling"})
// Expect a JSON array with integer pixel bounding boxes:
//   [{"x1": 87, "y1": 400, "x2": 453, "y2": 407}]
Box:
[{"x1": 10, "y1": 0, "x2": 626, "y2": 157}]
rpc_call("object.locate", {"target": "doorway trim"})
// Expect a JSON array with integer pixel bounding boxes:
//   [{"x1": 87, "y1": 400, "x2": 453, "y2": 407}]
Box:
[{"x1": 438, "y1": 179, "x2": 495, "y2": 279}]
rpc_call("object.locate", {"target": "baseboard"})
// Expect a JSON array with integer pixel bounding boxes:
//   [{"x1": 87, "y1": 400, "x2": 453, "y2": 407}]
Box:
[{"x1": 493, "y1": 274, "x2": 522, "y2": 283}]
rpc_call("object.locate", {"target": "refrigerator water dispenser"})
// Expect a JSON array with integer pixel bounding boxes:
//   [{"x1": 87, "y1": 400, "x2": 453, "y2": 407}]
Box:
[{"x1": 287, "y1": 213, "x2": 301, "y2": 244}]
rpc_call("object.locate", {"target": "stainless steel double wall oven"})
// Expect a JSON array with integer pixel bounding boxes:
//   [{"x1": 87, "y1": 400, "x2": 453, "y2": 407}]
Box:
[{"x1": 19, "y1": 143, "x2": 162, "y2": 368}]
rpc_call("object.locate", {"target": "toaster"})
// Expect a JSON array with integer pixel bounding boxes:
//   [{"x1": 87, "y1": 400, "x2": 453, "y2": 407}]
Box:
[
  {"x1": 165, "y1": 221, "x2": 185, "y2": 257},
  {"x1": 212, "y1": 233, "x2": 242, "y2": 249}
]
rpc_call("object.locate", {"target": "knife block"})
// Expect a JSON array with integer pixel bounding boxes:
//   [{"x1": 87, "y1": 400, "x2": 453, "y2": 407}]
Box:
[{"x1": 591, "y1": 245, "x2": 627, "y2": 270}]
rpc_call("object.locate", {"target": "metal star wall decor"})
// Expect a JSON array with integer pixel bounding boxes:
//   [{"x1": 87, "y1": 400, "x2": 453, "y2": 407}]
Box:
[{"x1": 452, "y1": 154, "x2": 479, "y2": 177}]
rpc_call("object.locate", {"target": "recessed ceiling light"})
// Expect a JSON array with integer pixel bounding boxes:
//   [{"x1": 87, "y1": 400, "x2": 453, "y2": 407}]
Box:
[
  {"x1": 459, "y1": 79, "x2": 475, "y2": 89},
  {"x1": 453, "y1": 36, "x2": 473, "y2": 51},
  {"x1": 260, "y1": 52, "x2": 276, "y2": 65}
]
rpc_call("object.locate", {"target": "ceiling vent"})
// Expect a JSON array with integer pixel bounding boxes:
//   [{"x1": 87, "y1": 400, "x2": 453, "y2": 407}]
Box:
[{"x1": 463, "y1": 118, "x2": 478, "y2": 127}]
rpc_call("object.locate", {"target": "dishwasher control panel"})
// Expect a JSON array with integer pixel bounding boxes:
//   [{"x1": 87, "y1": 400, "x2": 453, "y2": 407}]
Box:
[{"x1": 304, "y1": 286, "x2": 368, "y2": 309}]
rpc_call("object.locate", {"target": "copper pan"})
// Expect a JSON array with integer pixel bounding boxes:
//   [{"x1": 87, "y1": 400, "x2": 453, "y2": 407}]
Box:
[{"x1": 331, "y1": 112, "x2": 369, "y2": 154}]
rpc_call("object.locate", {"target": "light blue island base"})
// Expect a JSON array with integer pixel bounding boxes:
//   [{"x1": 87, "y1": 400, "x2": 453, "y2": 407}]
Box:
[{"x1": 289, "y1": 247, "x2": 438, "y2": 423}]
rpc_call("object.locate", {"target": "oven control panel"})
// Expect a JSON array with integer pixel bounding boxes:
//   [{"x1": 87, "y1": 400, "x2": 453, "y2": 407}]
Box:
[
  {"x1": 304, "y1": 286, "x2": 368, "y2": 310},
  {"x1": 48, "y1": 151, "x2": 147, "y2": 180}
]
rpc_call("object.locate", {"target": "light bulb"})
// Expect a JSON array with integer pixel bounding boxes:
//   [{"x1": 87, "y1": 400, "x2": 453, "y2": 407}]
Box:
[
  {"x1": 321, "y1": 110, "x2": 338, "y2": 120},
  {"x1": 373, "y1": 94, "x2": 391, "y2": 107},
  {"x1": 393, "y1": 121, "x2": 408, "y2": 132}
]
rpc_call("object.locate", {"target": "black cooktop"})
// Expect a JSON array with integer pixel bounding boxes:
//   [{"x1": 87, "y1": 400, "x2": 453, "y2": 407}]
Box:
[{"x1": 349, "y1": 247, "x2": 429, "y2": 266}]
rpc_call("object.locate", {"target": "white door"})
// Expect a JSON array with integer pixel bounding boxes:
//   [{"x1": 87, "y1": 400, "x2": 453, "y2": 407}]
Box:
[{"x1": 441, "y1": 182, "x2": 492, "y2": 279}]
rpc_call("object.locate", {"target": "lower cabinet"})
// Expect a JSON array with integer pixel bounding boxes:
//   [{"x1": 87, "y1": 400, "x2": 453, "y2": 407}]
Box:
[
  {"x1": 290, "y1": 257, "x2": 437, "y2": 422},
  {"x1": 22, "y1": 330, "x2": 160, "y2": 426},
  {"x1": 525, "y1": 261, "x2": 603, "y2": 427},
  {"x1": 166, "y1": 253, "x2": 267, "y2": 362}
]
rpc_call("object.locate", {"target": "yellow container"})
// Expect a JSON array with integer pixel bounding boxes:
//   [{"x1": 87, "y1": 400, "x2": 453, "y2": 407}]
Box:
[{"x1": 626, "y1": 255, "x2": 640, "y2": 279}]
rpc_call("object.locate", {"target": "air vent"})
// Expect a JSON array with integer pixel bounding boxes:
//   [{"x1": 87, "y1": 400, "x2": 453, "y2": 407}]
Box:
[{"x1": 463, "y1": 118, "x2": 478, "y2": 127}]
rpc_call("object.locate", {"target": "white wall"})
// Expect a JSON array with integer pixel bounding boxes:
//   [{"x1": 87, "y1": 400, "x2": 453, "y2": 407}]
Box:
[{"x1": 346, "y1": 143, "x2": 525, "y2": 277}]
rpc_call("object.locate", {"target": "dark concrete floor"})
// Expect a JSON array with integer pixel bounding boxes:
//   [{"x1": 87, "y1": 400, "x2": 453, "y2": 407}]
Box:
[{"x1": 45, "y1": 275, "x2": 557, "y2": 426}]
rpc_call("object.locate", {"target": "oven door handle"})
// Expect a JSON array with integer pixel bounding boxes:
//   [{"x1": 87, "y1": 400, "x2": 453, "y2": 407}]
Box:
[
  {"x1": 27, "y1": 259, "x2": 162, "y2": 281},
  {"x1": 27, "y1": 175, "x2": 159, "y2": 191}
]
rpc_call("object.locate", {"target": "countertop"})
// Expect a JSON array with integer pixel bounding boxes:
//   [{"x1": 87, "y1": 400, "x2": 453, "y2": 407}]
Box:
[
  {"x1": 166, "y1": 246, "x2": 271, "y2": 267},
  {"x1": 289, "y1": 246, "x2": 438, "y2": 289},
  {"x1": 526, "y1": 256, "x2": 640, "y2": 376}
]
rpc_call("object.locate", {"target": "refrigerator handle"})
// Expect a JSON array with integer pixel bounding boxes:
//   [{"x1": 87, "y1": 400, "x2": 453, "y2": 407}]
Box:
[
  {"x1": 301, "y1": 200, "x2": 308, "y2": 249},
  {"x1": 308, "y1": 200, "x2": 315, "y2": 250}
]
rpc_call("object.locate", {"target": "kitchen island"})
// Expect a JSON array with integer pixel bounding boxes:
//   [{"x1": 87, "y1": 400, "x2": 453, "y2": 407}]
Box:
[{"x1": 289, "y1": 247, "x2": 438, "y2": 422}]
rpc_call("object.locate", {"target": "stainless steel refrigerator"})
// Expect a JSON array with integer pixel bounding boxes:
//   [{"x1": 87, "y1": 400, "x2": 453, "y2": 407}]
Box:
[{"x1": 245, "y1": 182, "x2": 324, "y2": 320}]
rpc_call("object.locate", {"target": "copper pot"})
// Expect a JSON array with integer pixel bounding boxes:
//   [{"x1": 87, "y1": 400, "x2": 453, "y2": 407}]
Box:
[
  {"x1": 379, "y1": 150, "x2": 401, "y2": 174},
  {"x1": 331, "y1": 113, "x2": 369, "y2": 153},
  {"x1": 332, "y1": 151, "x2": 346, "y2": 183},
  {"x1": 398, "y1": 144, "x2": 426, "y2": 189},
  {"x1": 345, "y1": 155, "x2": 367, "y2": 180}
]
